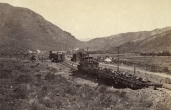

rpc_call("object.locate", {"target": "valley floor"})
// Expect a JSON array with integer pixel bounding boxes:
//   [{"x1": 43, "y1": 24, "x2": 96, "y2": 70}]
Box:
[{"x1": 0, "y1": 58, "x2": 171, "y2": 110}]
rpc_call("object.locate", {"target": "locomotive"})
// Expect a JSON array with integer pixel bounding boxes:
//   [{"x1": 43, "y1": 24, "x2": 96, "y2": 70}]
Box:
[
  {"x1": 77, "y1": 56, "x2": 163, "y2": 89},
  {"x1": 49, "y1": 51, "x2": 65, "y2": 62}
]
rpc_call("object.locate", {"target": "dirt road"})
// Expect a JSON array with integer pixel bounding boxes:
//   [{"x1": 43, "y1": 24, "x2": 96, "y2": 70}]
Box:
[
  {"x1": 99, "y1": 63, "x2": 171, "y2": 79},
  {"x1": 64, "y1": 58, "x2": 171, "y2": 79}
]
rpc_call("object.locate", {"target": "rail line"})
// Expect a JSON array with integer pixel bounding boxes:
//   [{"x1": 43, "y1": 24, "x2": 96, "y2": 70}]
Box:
[
  {"x1": 60, "y1": 60, "x2": 171, "y2": 95},
  {"x1": 60, "y1": 61, "x2": 78, "y2": 70},
  {"x1": 64, "y1": 60, "x2": 78, "y2": 66}
]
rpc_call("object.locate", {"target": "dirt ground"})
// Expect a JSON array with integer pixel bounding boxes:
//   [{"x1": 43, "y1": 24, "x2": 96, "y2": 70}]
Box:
[{"x1": 0, "y1": 57, "x2": 171, "y2": 110}]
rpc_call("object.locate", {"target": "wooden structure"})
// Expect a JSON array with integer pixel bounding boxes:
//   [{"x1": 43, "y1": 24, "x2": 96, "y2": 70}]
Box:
[
  {"x1": 71, "y1": 48, "x2": 87, "y2": 62},
  {"x1": 49, "y1": 51, "x2": 65, "y2": 62}
]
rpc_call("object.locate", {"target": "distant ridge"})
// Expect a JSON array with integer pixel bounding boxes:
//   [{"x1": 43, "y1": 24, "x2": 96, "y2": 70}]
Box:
[
  {"x1": 85, "y1": 27, "x2": 171, "y2": 53},
  {"x1": 79, "y1": 38, "x2": 93, "y2": 42}
]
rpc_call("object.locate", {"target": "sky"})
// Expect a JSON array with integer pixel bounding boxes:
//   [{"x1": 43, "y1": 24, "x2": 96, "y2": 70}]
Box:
[{"x1": 0, "y1": 0, "x2": 171, "y2": 40}]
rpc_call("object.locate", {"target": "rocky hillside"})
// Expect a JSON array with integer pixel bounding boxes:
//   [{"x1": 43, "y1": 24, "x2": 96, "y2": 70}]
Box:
[
  {"x1": 0, "y1": 3, "x2": 82, "y2": 53},
  {"x1": 86, "y1": 27, "x2": 171, "y2": 53},
  {"x1": 109, "y1": 27, "x2": 171, "y2": 53}
]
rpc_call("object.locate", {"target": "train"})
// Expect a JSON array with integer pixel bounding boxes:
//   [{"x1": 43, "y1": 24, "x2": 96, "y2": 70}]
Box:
[
  {"x1": 49, "y1": 51, "x2": 65, "y2": 62},
  {"x1": 71, "y1": 52, "x2": 87, "y2": 62},
  {"x1": 71, "y1": 51, "x2": 87, "y2": 62},
  {"x1": 77, "y1": 56, "x2": 163, "y2": 89}
]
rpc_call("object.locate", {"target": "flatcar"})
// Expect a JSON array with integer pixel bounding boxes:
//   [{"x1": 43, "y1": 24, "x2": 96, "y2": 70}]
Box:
[{"x1": 77, "y1": 56, "x2": 163, "y2": 89}]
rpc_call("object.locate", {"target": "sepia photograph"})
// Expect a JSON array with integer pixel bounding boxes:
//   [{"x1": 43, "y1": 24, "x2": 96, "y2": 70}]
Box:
[{"x1": 0, "y1": 0, "x2": 171, "y2": 110}]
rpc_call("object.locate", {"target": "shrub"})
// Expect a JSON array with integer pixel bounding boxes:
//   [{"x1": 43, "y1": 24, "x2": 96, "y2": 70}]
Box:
[
  {"x1": 30, "y1": 102, "x2": 40, "y2": 110},
  {"x1": 12, "y1": 85, "x2": 28, "y2": 99},
  {"x1": 15, "y1": 74, "x2": 32, "y2": 83},
  {"x1": 45, "y1": 73, "x2": 55, "y2": 81},
  {"x1": 35, "y1": 73, "x2": 41, "y2": 78},
  {"x1": 165, "y1": 78, "x2": 171, "y2": 84},
  {"x1": 98, "y1": 85, "x2": 107, "y2": 93},
  {"x1": 0, "y1": 69, "x2": 12, "y2": 79},
  {"x1": 30, "y1": 65, "x2": 35, "y2": 68},
  {"x1": 54, "y1": 99, "x2": 63, "y2": 109},
  {"x1": 156, "y1": 104, "x2": 171, "y2": 110},
  {"x1": 49, "y1": 67, "x2": 58, "y2": 72}
]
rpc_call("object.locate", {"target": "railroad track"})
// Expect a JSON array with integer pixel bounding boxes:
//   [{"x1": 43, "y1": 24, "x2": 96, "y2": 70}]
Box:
[
  {"x1": 58, "y1": 60, "x2": 171, "y2": 94},
  {"x1": 64, "y1": 60, "x2": 78, "y2": 66},
  {"x1": 60, "y1": 61, "x2": 78, "y2": 70}
]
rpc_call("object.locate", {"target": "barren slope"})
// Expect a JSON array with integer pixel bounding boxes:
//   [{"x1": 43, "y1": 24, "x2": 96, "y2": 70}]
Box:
[
  {"x1": 0, "y1": 3, "x2": 83, "y2": 53},
  {"x1": 117, "y1": 28, "x2": 171, "y2": 53},
  {"x1": 86, "y1": 27, "x2": 171, "y2": 53}
]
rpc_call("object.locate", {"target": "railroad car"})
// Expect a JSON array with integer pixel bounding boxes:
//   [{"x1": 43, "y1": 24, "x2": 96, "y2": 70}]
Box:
[
  {"x1": 71, "y1": 52, "x2": 87, "y2": 62},
  {"x1": 77, "y1": 56, "x2": 163, "y2": 89},
  {"x1": 71, "y1": 49, "x2": 88, "y2": 62},
  {"x1": 49, "y1": 51, "x2": 65, "y2": 62}
]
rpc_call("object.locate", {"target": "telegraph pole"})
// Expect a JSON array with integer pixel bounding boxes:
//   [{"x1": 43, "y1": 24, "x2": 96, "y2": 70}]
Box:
[
  {"x1": 72, "y1": 46, "x2": 73, "y2": 54},
  {"x1": 117, "y1": 47, "x2": 120, "y2": 71},
  {"x1": 134, "y1": 62, "x2": 136, "y2": 77},
  {"x1": 87, "y1": 47, "x2": 89, "y2": 56}
]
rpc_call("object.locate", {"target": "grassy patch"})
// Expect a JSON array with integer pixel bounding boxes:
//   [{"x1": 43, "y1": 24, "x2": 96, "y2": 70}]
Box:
[{"x1": 0, "y1": 59, "x2": 170, "y2": 110}]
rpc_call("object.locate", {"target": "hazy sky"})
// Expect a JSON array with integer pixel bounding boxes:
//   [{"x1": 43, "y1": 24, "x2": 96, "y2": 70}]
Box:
[{"x1": 0, "y1": 0, "x2": 171, "y2": 40}]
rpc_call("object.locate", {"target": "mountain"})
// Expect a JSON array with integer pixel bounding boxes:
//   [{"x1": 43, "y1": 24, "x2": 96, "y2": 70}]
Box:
[
  {"x1": 0, "y1": 3, "x2": 82, "y2": 53},
  {"x1": 86, "y1": 31, "x2": 151, "y2": 50},
  {"x1": 1, "y1": 3, "x2": 170, "y2": 54},
  {"x1": 79, "y1": 38, "x2": 93, "y2": 41},
  {"x1": 86, "y1": 27, "x2": 171, "y2": 53},
  {"x1": 117, "y1": 27, "x2": 171, "y2": 53}
]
